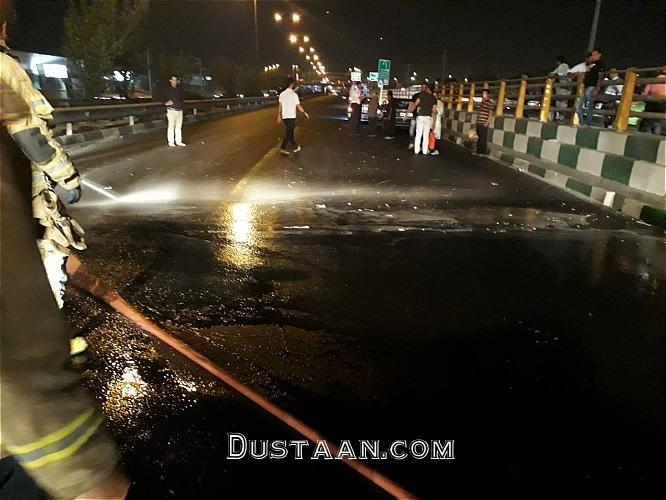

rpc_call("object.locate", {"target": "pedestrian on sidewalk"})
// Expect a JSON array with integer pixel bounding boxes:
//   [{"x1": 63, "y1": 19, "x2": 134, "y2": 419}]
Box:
[
  {"x1": 576, "y1": 48, "x2": 605, "y2": 127},
  {"x1": 383, "y1": 90, "x2": 397, "y2": 139},
  {"x1": 348, "y1": 82, "x2": 362, "y2": 135},
  {"x1": 475, "y1": 89, "x2": 494, "y2": 156},
  {"x1": 163, "y1": 74, "x2": 186, "y2": 147},
  {"x1": 366, "y1": 89, "x2": 380, "y2": 136},
  {"x1": 278, "y1": 78, "x2": 309, "y2": 155},
  {"x1": 408, "y1": 83, "x2": 437, "y2": 155}
]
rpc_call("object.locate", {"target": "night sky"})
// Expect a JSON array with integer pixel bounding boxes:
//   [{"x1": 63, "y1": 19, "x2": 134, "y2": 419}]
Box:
[{"x1": 11, "y1": 0, "x2": 666, "y2": 80}]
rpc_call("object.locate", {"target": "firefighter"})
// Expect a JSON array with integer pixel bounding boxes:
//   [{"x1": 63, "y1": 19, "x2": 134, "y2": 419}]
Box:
[
  {"x1": 0, "y1": 0, "x2": 88, "y2": 358},
  {"x1": 0, "y1": 3, "x2": 128, "y2": 497}
]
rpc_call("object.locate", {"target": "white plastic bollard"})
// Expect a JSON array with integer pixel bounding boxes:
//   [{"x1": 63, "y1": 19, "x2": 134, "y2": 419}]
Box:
[
  {"x1": 129, "y1": 115, "x2": 135, "y2": 126},
  {"x1": 66, "y1": 123, "x2": 73, "y2": 136}
]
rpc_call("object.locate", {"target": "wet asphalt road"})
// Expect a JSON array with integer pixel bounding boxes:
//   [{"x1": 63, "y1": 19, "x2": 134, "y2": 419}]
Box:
[{"x1": 63, "y1": 96, "x2": 665, "y2": 499}]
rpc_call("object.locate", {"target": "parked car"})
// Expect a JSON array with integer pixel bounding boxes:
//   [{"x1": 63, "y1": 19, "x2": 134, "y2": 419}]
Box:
[{"x1": 392, "y1": 98, "x2": 414, "y2": 128}]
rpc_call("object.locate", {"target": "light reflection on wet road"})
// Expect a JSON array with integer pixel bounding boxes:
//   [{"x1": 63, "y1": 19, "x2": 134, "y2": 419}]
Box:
[{"x1": 63, "y1": 97, "x2": 665, "y2": 499}]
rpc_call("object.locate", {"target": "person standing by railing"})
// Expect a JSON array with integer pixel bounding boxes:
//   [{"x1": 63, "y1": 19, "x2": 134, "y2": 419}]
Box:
[
  {"x1": 474, "y1": 89, "x2": 493, "y2": 156},
  {"x1": 602, "y1": 68, "x2": 623, "y2": 128},
  {"x1": 551, "y1": 56, "x2": 570, "y2": 122},
  {"x1": 639, "y1": 66, "x2": 666, "y2": 135},
  {"x1": 162, "y1": 74, "x2": 186, "y2": 147},
  {"x1": 576, "y1": 48, "x2": 605, "y2": 126}
]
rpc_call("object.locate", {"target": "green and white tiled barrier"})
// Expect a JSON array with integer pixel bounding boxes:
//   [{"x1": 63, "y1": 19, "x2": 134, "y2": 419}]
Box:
[{"x1": 441, "y1": 110, "x2": 666, "y2": 228}]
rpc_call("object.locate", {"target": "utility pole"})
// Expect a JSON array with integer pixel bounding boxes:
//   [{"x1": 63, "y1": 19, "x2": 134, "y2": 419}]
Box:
[
  {"x1": 587, "y1": 0, "x2": 601, "y2": 52},
  {"x1": 146, "y1": 48, "x2": 152, "y2": 95},
  {"x1": 441, "y1": 49, "x2": 447, "y2": 81},
  {"x1": 407, "y1": 63, "x2": 411, "y2": 85}
]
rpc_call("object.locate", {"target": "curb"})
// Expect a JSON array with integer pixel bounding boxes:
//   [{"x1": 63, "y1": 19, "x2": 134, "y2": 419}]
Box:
[{"x1": 442, "y1": 126, "x2": 666, "y2": 229}]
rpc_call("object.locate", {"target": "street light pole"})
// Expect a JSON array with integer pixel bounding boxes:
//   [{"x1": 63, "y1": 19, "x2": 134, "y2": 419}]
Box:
[
  {"x1": 253, "y1": 0, "x2": 259, "y2": 62},
  {"x1": 587, "y1": 0, "x2": 601, "y2": 52},
  {"x1": 198, "y1": 57, "x2": 204, "y2": 95}
]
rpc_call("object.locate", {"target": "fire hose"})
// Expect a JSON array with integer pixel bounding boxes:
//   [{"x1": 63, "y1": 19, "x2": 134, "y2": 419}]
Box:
[{"x1": 66, "y1": 254, "x2": 417, "y2": 499}]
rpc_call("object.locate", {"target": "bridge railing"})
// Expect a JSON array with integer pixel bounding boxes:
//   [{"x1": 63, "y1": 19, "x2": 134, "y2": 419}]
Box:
[
  {"x1": 51, "y1": 96, "x2": 277, "y2": 136},
  {"x1": 442, "y1": 66, "x2": 665, "y2": 132}
]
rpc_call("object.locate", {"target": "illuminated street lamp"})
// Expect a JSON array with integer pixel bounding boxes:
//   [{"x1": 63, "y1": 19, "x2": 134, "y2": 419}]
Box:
[
  {"x1": 289, "y1": 34, "x2": 298, "y2": 44},
  {"x1": 274, "y1": 12, "x2": 282, "y2": 22},
  {"x1": 306, "y1": 55, "x2": 311, "y2": 60},
  {"x1": 303, "y1": 35, "x2": 310, "y2": 43},
  {"x1": 310, "y1": 47, "x2": 315, "y2": 53},
  {"x1": 299, "y1": 46, "x2": 305, "y2": 53},
  {"x1": 292, "y1": 13, "x2": 301, "y2": 23},
  {"x1": 313, "y1": 54, "x2": 319, "y2": 61}
]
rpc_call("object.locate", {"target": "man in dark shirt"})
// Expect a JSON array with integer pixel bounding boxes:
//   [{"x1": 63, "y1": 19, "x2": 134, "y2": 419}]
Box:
[
  {"x1": 163, "y1": 74, "x2": 186, "y2": 146},
  {"x1": 408, "y1": 83, "x2": 438, "y2": 155},
  {"x1": 576, "y1": 48, "x2": 605, "y2": 126},
  {"x1": 408, "y1": 84, "x2": 426, "y2": 149},
  {"x1": 475, "y1": 89, "x2": 494, "y2": 155},
  {"x1": 383, "y1": 90, "x2": 397, "y2": 139}
]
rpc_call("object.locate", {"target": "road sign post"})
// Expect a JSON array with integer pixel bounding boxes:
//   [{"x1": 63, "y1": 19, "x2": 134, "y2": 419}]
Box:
[{"x1": 378, "y1": 59, "x2": 391, "y2": 86}]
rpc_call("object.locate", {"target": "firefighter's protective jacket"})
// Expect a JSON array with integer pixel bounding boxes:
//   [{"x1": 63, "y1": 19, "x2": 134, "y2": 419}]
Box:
[
  {"x1": 0, "y1": 40, "x2": 81, "y2": 196},
  {"x1": 1, "y1": 46, "x2": 121, "y2": 498}
]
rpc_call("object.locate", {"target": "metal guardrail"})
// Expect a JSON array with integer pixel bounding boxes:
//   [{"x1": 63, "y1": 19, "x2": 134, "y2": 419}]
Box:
[
  {"x1": 51, "y1": 96, "x2": 277, "y2": 136},
  {"x1": 442, "y1": 66, "x2": 666, "y2": 131}
]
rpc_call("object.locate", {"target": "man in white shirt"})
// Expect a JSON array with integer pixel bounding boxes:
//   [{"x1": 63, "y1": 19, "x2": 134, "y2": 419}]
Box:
[
  {"x1": 568, "y1": 53, "x2": 591, "y2": 77},
  {"x1": 277, "y1": 78, "x2": 309, "y2": 155},
  {"x1": 348, "y1": 82, "x2": 362, "y2": 135}
]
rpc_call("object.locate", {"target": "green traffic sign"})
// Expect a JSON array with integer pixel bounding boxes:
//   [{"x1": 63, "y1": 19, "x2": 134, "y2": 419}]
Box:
[{"x1": 378, "y1": 59, "x2": 391, "y2": 71}]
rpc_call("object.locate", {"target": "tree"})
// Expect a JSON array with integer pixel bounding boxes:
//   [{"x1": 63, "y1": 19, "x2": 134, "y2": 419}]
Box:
[
  {"x1": 207, "y1": 56, "x2": 242, "y2": 96},
  {"x1": 63, "y1": 0, "x2": 148, "y2": 97},
  {"x1": 153, "y1": 50, "x2": 200, "y2": 82}
]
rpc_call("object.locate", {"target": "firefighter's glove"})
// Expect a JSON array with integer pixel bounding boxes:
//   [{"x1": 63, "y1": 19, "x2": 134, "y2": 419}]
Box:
[{"x1": 66, "y1": 186, "x2": 82, "y2": 204}]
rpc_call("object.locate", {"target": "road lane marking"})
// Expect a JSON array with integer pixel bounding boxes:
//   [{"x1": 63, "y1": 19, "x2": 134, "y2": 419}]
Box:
[{"x1": 231, "y1": 145, "x2": 280, "y2": 197}]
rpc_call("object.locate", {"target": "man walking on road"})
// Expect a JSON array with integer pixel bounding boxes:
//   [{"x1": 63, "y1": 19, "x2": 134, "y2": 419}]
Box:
[
  {"x1": 383, "y1": 90, "x2": 397, "y2": 139},
  {"x1": 408, "y1": 83, "x2": 437, "y2": 155},
  {"x1": 278, "y1": 78, "x2": 309, "y2": 155},
  {"x1": 163, "y1": 74, "x2": 186, "y2": 147},
  {"x1": 348, "y1": 82, "x2": 362, "y2": 135},
  {"x1": 475, "y1": 89, "x2": 494, "y2": 156}
]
